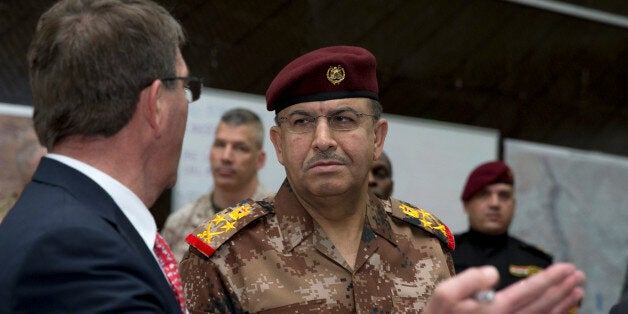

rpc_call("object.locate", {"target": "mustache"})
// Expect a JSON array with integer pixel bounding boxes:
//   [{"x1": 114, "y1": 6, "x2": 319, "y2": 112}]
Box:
[
  {"x1": 214, "y1": 165, "x2": 235, "y2": 172},
  {"x1": 305, "y1": 151, "x2": 349, "y2": 168}
]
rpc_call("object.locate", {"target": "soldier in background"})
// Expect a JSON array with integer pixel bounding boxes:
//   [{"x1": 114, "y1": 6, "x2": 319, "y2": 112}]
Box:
[
  {"x1": 611, "y1": 297, "x2": 628, "y2": 314},
  {"x1": 368, "y1": 150, "x2": 393, "y2": 199},
  {"x1": 610, "y1": 263, "x2": 628, "y2": 313},
  {"x1": 180, "y1": 46, "x2": 584, "y2": 313},
  {"x1": 452, "y1": 160, "x2": 553, "y2": 290},
  {"x1": 162, "y1": 108, "x2": 271, "y2": 261}
]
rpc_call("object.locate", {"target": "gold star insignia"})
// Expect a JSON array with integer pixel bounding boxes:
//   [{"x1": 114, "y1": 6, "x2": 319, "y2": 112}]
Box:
[
  {"x1": 431, "y1": 224, "x2": 448, "y2": 238},
  {"x1": 400, "y1": 203, "x2": 449, "y2": 239},
  {"x1": 400, "y1": 204, "x2": 420, "y2": 218},
  {"x1": 221, "y1": 220, "x2": 236, "y2": 231},
  {"x1": 420, "y1": 217, "x2": 433, "y2": 228},
  {"x1": 211, "y1": 214, "x2": 226, "y2": 224}
]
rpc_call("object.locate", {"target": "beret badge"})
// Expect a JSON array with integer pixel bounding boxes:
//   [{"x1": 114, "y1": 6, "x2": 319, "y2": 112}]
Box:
[{"x1": 326, "y1": 65, "x2": 345, "y2": 85}]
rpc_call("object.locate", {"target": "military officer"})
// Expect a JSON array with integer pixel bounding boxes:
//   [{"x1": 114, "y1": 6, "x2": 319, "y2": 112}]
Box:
[
  {"x1": 452, "y1": 160, "x2": 553, "y2": 290},
  {"x1": 179, "y1": 47, "x2": 585, "y2": 314},
  {"x1": 180, "y1": 46, "x2": 455, "y2": 313}
]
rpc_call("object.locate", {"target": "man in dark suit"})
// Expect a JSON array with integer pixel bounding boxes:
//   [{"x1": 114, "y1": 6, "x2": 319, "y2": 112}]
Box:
[{"x1": 0, "y1": 0, "x2": 202, "y2": 312}]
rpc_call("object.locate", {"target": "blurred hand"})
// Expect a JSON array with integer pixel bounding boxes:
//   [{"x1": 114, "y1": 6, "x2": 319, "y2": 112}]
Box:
[{"x1": 424, "y1": 263, "x2": 585, "y2": 314}]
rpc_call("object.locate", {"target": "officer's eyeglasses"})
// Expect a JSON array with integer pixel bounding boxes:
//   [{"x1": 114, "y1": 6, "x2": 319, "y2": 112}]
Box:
[
  {"x1": 277, "y1": 109, "x2": 378, "y2": 134},
  {"x1": 160, "y1": 76, "x2": 204, "y2": 103}
]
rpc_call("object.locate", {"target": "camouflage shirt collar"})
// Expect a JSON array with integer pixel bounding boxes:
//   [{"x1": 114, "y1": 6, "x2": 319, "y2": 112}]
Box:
[
  {"x1": 273, "y1": 180, "x2": 397, "y2": 252},
  {"x1": 273, "y1": 180, "x2": 315, "y2": 252},
  {"x1": 365, "y1": 193, "x2": 396, "y2": 246}
]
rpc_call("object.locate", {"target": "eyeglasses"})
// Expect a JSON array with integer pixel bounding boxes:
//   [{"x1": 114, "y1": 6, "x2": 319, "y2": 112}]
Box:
[
  {"x1": 160, "y1": 76, "x2": 204, "y2": 103},
  {"x1": 277, "y1": 109, "x2": 378, "y2": 134}
]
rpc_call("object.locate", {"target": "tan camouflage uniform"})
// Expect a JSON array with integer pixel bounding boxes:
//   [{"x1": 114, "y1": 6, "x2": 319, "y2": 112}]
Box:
[
  {"x1": 162, "y1": 185, "x2": 271, "y2": 262},
  {"x1": 180, "y1": 180, "x2": 455, "y2": 313}
]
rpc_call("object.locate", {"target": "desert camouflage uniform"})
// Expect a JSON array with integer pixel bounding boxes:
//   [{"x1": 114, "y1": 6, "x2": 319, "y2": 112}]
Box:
[
  {"x1": 162, "y1": 185, "x2": 271, "y2": 262},
  {"x1": 180, "y1": 180, "x2": 455, "y2": 313}
]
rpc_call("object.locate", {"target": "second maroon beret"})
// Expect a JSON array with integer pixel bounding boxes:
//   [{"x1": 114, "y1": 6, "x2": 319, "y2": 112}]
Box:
[{"x1": 461, "y1": 161, "x2": 515, "y2": 202}]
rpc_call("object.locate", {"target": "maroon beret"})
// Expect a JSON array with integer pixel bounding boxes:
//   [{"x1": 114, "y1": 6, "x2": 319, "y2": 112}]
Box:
[
  {"x1": 461, "y1": 161, "x2": 514, "y2": 202},
  {"x1": 266, "y1": 46, "x2": 379, "y2": 113}
]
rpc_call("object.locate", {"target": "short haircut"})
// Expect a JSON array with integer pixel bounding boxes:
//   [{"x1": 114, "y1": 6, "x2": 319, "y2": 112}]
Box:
[
  {"x1": 370, "y1": 99, "x2": 383, "y2": 119},
  {"x1": 220, "y1": 108, "x2": 265, "y2": 149},
  {"x1": 29, "y1": 0, "x2": 186, "y2": 149}
]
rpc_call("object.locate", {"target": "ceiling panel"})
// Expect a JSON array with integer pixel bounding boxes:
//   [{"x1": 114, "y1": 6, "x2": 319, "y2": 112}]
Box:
[{"x1": 1, "y1": 0, "x2": 626, "y2": 156}]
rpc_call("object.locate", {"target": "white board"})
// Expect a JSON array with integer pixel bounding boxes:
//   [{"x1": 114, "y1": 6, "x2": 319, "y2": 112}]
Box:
[
  {"x1": 505, "y1": 139, "x2": 628, "y2": 314},
  {"x1": 0, "y1": 103, "x2": 32, "y2": 117},
  {"x1": 384, "y1": 115, "x2": 499, "y2": 232}
]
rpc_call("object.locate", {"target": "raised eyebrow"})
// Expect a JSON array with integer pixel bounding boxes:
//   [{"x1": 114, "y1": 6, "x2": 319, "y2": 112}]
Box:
[
  {"x1": 287, "y1": 110, "x2": 315, "y2": 117},
  {"x1": 329, "y1": 107, "x2": 359, "y2": 114},
  {"x1": 288, "y1": 108, "x2": 358, "y2": 118}
]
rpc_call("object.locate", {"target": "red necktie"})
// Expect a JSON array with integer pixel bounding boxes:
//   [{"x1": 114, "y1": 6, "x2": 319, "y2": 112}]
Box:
[{"x1": 154, "y1": 232, "x2": 187, "y2": 313}]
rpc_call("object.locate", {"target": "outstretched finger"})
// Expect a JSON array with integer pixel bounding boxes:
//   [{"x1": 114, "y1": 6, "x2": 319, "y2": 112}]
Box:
[{"x1": 424, "y1": 266, "x2": 498, "y2": 314}]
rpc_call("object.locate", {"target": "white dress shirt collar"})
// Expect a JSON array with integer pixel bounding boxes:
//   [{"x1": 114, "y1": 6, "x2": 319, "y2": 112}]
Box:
[{"x1": 46, "y1": 153, "x2": 157, "y2": 250}]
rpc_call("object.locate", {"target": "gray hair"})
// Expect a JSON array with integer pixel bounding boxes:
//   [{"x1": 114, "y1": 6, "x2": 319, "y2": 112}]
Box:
[
  {"x1": 29, "y1": 0, "x2": 186, "y2": 149},
  {"x1": 220, "y1": 108, "x2": 265, "y2": 149}
]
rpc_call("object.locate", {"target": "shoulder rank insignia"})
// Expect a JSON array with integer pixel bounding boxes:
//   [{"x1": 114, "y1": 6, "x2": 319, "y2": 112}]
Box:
[
  {"x1": 185, "y1": 199, "x2": 270, "y2": 257},
  {"x1": 390, "y1": 199, "x2": 455, "y2": 250}
]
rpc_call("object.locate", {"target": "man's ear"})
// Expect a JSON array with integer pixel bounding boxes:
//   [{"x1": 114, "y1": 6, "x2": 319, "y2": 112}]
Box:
[
  {"x1": 269, "y1": 126, "x2": 284, "y2": 166},
  {"x1": 373, "y1": 118, "x2": 388, "y2": 161},
  {"x1": 141, "y1": 79, "x2": 165, "y2": 138}
]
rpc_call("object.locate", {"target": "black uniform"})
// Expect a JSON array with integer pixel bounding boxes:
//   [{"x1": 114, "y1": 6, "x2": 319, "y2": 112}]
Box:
[
  {"x1": 611, "y1": 298, "x2": 628, "y2": 314},
  {"x1": 452, "y1": 228, "x2": 553, "y2": 290}
]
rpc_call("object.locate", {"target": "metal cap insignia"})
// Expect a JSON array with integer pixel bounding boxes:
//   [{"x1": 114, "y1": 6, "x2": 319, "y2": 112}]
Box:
[{"x1": 326, "y1": 65, "x2": 345, "y2": 85}]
